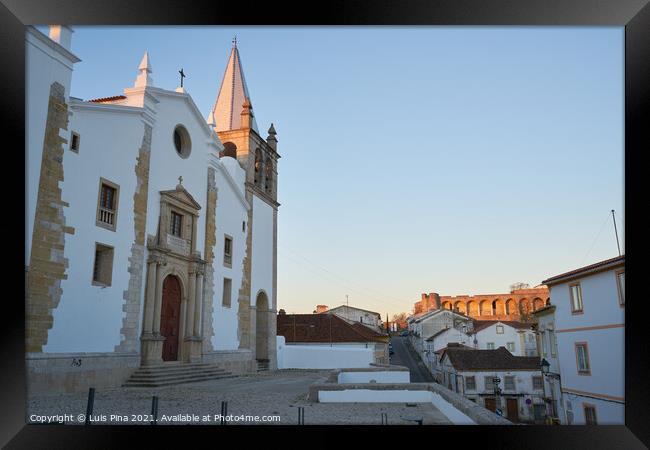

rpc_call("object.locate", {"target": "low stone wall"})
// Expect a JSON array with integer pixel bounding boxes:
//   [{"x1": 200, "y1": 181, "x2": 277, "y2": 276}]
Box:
[
  {"x1": 308, "y1": 378, "x2": 511, "y2": 425},
  {"x1": 202, "y1": 349, "x2": 254, "y2": 375},
  {"x1": 26, "y1": 352, "x2": 140, "y2": 395}
]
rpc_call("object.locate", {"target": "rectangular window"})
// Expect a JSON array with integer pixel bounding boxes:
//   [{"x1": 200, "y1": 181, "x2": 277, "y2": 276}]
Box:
[
  {"x1": 484, "y1": 376, "x2": 494, "y2": 391},
  {"x1": 532, "y1": 376, "x2": 544, "y2": 390},
  {"x1": 92, "y1": 243, "x2": 114, "y2": 286},
  {"x1": 504, "y1": 376, "x2": 515, "y2": 391},
  {"x1": 170, "y1": 212, "x2": 183, "y2": 237},
  {"x1": 486, "y1": 342, "x2": 495, "y2": 350},
  {"x1": 70, "y1": 131, "x2": 80, "y2": 153},
  {"x1": 506, "y1": 342, "x2": 515, "y2": 353},
  {"x1": 569, "y1": 283, "x2": 583, "y2": 313},
  {"x1": 465, "y1": 376, "x2": 476, "y2": 391},
  {"x1": 223, "y1": 235, "x2": 233, "y2": 266},
  {"x1": 496, "y1": 325, "x2": 504, "y2": 334},
  {"x1": 575, "y1": 342, "x2": 591, "y2": 375},
  {"x1": 96, "y1": 178, "x2": 120, "y2": 231},
  {"x1": 584, "y1": 404, "x2": 597, "y2": 425},
  {"x1": 616, "y1": 270, "x2": 625, "y2": 306},
  {"x1": 222, "y1": 277, "x2": 232, "y2": 307}
]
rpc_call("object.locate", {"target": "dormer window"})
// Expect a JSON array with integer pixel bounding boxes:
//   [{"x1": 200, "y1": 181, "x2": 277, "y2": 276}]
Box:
[{"x1": 170, "y1": 211, "x2": 183, "y2": 237}]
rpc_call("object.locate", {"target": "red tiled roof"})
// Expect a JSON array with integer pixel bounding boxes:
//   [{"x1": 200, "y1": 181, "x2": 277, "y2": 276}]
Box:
[
  {"x1": 88, "y1": 95, "x2": 127, "y2": 103},
  {"x1": 277, "y1": 314, "x2": 387, "y2": 344},
  {"x1": 468, "y1": 320, "x2": 533, "y2": 334},
  {"x1": 542, "y1": 255, "x2": 625, "y2": 286},
  {"x1": 441, "y1": 347, "x2": 541, "y2": 371}
]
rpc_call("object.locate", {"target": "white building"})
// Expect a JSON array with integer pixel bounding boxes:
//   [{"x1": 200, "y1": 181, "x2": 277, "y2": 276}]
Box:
[
  {"x1": 439, "y1": 347, "x2": 546, "y2": 423},
  {"x1": 468, "y1": 320, "x2": 538, "y2": 357},
  {"x1": 542, "y1": 255, "x2": 625, "y2": 425},
  {"x1": 532, "y1": 304, "x2": 563, "y2": 422},
  {"x1": 26, "y1": 26, "x2": 280, "y2": 393},
  {"x1": 408, "y1": 309, "x2": 472, "y2": 355},
  {"x1": 325, "y1": 305, "x2": 384, "y2": 334}
]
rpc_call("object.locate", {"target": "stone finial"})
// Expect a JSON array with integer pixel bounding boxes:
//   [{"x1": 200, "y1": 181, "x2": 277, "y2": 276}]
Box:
[
  {"x1": 176, "y1": 176, "x2": 183, "y2": 190},
  {"x1": 266, "y1": 122, "x2": 278, "y2": 150},
  {"x1": 134, "y1": 51, "x2": 153, "y2": 88},
  {"x1": 240, "y1": 98, "x2": 253, "y2": 129}
]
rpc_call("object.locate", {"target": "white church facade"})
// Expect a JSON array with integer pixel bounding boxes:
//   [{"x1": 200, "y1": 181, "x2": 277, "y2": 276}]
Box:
[{"x1": 25, "y1": 26, "x2": 279, "y2": 393}]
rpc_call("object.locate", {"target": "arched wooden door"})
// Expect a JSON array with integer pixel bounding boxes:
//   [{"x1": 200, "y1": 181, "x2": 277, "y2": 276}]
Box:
[{"x1": 161, "y1": 275, "x2": 182, "y2": 361}]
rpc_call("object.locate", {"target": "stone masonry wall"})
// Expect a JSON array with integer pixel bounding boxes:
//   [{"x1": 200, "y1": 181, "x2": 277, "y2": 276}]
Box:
[
  {"x1": 115, "y1": 123, "x2": 152, "y2": 353},
  {"x1": 202, "y1": 167, "x2": 218, "y2": 352},
  {"x1": 236, "y1": 190, "x2": 253, "y2": 350},
  {"x1": 26, "y1": 82, "x2": 74, "y2": 353}
]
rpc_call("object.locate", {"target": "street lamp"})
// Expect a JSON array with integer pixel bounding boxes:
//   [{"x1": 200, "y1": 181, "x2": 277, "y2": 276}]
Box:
[{"x1": 540, "y1": 358, "x2": 561, "y2": 423}]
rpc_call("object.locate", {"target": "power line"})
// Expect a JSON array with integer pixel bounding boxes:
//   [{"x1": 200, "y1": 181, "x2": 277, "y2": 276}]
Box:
[
  {"x1": 277, "y1": 248, "x2": 409, "y2": 311},
  {"x1": 579, "y1": 211, "x2": 612, "y2": 266},
  {"x1": 279, "y1": 243, "x2": 410, "y2": 305}
]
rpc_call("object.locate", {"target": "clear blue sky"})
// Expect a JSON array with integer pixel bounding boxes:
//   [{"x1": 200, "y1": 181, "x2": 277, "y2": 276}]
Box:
[{"x1": 56, "y1": 26, "x2": 624, "y2": 315}]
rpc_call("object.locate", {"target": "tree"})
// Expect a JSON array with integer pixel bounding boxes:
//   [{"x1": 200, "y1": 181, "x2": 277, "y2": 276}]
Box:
[{"x1": 510, "y1": 282, "x2": 530, "y2": 292}]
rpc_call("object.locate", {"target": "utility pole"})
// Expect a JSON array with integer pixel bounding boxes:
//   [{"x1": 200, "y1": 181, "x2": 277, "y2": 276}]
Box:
[
  {"x1": 346, "y1": 294, "x2": 349, "y2": 308},
  {"x1": 611, "y1": 210, "x2": 621, "y2": 256}
]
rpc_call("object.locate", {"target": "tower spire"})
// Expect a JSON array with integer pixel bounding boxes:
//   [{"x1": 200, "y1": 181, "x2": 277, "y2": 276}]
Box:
[
  {"x1": 208, "y1": 42, "x2": 258, "y2": 132},
  {"x1": 134, "y1": 51, "x2": 153, "y2": 88}
]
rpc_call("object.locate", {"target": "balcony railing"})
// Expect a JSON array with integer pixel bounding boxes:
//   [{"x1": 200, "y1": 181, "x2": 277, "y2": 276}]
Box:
[{"x1": 98, "y1": 208, "x2": 115, "y2": 226}]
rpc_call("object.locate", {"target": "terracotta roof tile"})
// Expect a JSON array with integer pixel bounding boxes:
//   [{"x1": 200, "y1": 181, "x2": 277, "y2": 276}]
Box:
[
  {"x1": 442, "y1": 347, "x2": 541, "y2": 371},
  {"x1": 88, "y1": 95, "x2": 127, "y2": 103},
  {"x1": 277, "y1": 314, "x2": 387, "y2": 344}
]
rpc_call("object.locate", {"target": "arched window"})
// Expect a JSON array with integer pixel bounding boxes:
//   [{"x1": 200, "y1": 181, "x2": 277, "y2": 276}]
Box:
[
  {"x1": 220, "y1": 142, "x2": 237, "y2": 159},
  {"x1": 254, "y1": 149, "x2": 263, "y2": 186},
  {"x1": 264, "y1": 161, "x2": 273, "y2": 193}
]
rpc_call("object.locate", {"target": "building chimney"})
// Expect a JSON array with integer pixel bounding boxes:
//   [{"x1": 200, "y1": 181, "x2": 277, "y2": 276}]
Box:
[
  {"x1": 48, "y1": 26, "x2": 73, "y2": 51},
  {"x1": 316, "y1": 305, "x2": 329, "y2": 314}
]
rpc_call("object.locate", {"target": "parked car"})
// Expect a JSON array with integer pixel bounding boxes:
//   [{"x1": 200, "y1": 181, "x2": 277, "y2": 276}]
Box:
[{"x1": 401, "y1": 331, "x2": 409, "y2": 337}]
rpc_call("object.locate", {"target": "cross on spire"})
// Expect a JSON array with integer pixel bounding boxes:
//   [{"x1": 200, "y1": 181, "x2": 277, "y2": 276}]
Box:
[{"x1": 179, "y1": 68, "x2": 186, "y2": 88}]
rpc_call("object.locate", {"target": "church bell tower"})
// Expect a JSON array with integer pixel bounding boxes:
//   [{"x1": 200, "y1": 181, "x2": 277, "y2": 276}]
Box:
[{"x1": 208, "y1": 38, "x2": 280, "y2": 370}]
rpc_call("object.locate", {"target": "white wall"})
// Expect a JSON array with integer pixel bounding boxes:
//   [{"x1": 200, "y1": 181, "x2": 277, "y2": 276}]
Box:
[
  {"x1": 317, "y1": 389, "x2": 475, "y2": 424},
  {"x1": 338, "y1": 371, "x2": 410, "y2": 384},
  {"x1": 474, "y1": 323, "x2": 536, "y2": 356},
  {"x1": 45, "y1": 106, "x2": 145, "y2": 353},
  {"x1": 551, "y1": 268, "x2": 625, "y2": 424},
  {"x1": 251, "y1": 196, "x2": 274, "y2": 309},
  {"x1": 25, "y1": 27, "x2": 78, "y2": 266},
  {"x1": 210, "y1": 157, "x2": 248, "y2": 350},
  {"x1": 276, "y1": 336, "x2": 373, "y2": 369}
]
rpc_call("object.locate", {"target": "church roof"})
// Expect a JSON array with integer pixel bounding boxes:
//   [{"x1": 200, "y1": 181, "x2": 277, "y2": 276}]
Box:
[{"x1": 209, "y1": 41, "x2": 259, "y2": 133}]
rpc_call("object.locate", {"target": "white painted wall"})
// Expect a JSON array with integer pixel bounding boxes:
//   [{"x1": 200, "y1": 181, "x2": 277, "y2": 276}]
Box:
[
  {"x1": 276, "y1": 336, "x2": 373, "y2": 369},
  {"x1": 25, "y1": 26, "x2": 79, "y2": 266},
  {"x1": 317, "y1": 389, "x2": 475, "y2": 424},
  {"x1": 329, "y1": 306, "x2": 381, "y2": 329},
  {"x1": 209, "y1": 156, "x2": 248, "y2": 350},
  {"x1": 45, "y1": 105, "x2": 145, "y2": 353},
  {"x1": 338, "y1": 371, "x2": 410, "y2": 384},
  {"x1": 536, "y1": 312, "x2": 563, "y2": 419},
  {"x1": 250, "y1": 196, "x2": 274, "y2": 309},
  {"x1": 551, "y1": 267, "x2": 625, "y2": 424},
  {"x1": 473, "y1": 323, "x2": 536, "y2": 356}
]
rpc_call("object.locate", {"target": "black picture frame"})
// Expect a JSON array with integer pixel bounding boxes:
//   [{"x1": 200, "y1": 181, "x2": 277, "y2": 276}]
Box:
[{"x1": 2, "y1": 0, "x2": 647, "y2": 447}]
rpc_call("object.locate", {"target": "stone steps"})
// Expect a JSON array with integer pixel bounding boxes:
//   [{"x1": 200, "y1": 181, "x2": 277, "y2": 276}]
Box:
[
  {"x1": 123, "y1": 363, "x2": 235, "y2": 387},
  {"x1": 256, "y1": 359, "x2": 270, "y2": 372}
]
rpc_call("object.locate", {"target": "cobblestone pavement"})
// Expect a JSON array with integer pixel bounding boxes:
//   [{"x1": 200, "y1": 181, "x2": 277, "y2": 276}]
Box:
[
  {"x1": 28, "y1": 370, "x2": 451, "y2": 425},
  {"x1": 390, "y1": 336, "x2": 435, "y2": 382}
]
